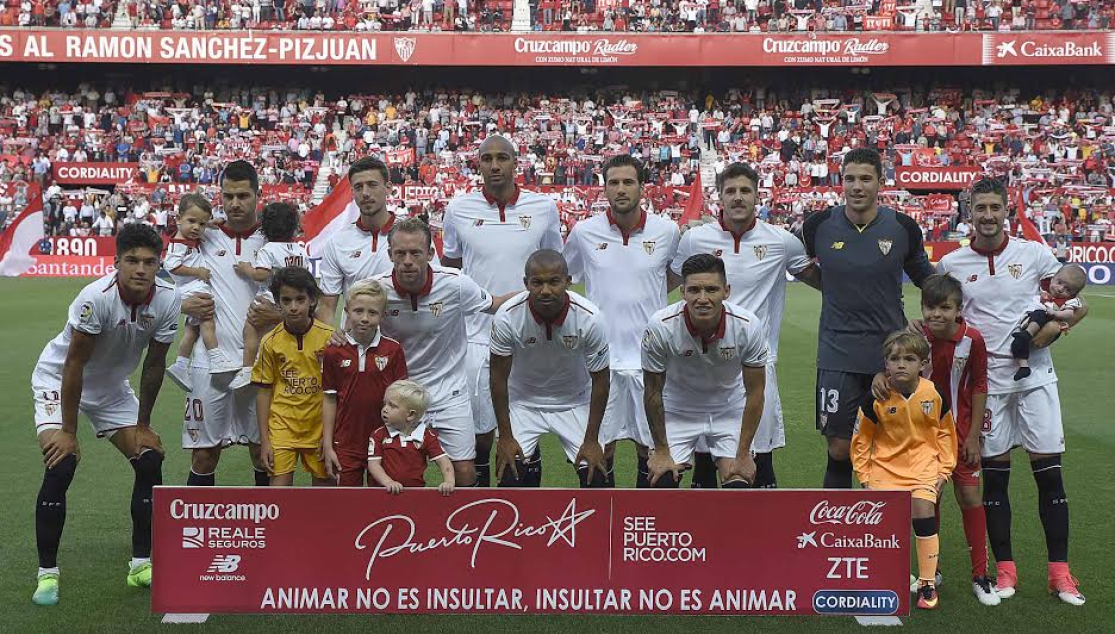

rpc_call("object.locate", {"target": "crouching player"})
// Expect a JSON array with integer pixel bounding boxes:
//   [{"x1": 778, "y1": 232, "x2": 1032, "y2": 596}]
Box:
[
  {"x1": 854, "y1": 331, "x2": 957, "y2": 610},
  {"x1": 31, "y1": 224, "x2": 181, "y2": 604},
  {"x1": 642, "y1": 254, "x2": 769, "y2": 488},
  {"x1": 252, "y1": 267, "x2": 335, "y2": 486},
  {"x1": 490, "y1": 250, "x2": 611, "y2": 487}
]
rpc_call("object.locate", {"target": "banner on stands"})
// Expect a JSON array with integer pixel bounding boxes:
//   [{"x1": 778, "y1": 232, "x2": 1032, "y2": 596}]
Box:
[
  {"x1": 0, "y1": 31, "x2": 1111, "y2": 67},
  {"x1": 153, "y1": 488, "x2": 912, "y2": 615},
  {"x1": 895, "y1": 167, "x2": 983, "y2": 191},
  {"x1": 52, "y1": 162, "x2": 140, "y2": 185}
]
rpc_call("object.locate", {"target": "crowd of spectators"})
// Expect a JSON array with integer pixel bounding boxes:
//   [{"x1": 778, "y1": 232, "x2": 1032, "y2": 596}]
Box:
[
  {"x1": 2, "y1": 0, "x2": 1111, "y2": 31},
  {"x1": 2, "y1": 81, "x2": 1112, "y2": 242}
]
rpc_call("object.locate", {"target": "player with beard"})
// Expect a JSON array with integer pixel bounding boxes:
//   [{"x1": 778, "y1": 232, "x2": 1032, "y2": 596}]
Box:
[
  {"x1": 441, "y1": 135, "x2": 563, "y2": 486},
  {"x1": 674, "y1": 162, "x2": 820, "y2": 488},
  {"x1": 318, "y1": 157, "x2": 398, "y2": 325},
  {"x1": 564, "y1": 154, "x2": 680, "y2": 487}
]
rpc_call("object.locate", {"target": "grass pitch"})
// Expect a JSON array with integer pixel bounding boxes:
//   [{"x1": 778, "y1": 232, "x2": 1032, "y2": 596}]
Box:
[{"x1": 1, "y1": 278, "x2": 1111, "y2": 633}]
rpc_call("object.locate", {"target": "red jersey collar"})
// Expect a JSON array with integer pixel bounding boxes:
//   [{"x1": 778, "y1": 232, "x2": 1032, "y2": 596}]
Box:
[
  {"x1": 607, "y1": 209, "x2": 648, "y2": 236},
  {"x1": 922, "y1": 317, "x2": 967, "y2": 344},
  {"x1": 218, "y1": 222, "x2": 261, "y2": 240},
  {"x1": 529, "y1": 294, "x2": 572, "y2": 327},
  {"x1": 971, "y1": 234, "x2": 1009, "y2": 257},
  {"x1": 482, "y1": 186, "x2": 521, "y2": 207},
  {"x1": 683, "y1": 305, "x2": 727, "y2": 343},
  {"x1": 718, "y1": 214, "x2": 757, "y2": 239},
  {"x1": 391, "y1": 266, "x2": 435, "y2": 298},
  {"x1": 113, "y1": 278, "x2": 156, "y2": 307},
  {"x1": 355, "y1": 212, "x2": 396, "y2": 235}
]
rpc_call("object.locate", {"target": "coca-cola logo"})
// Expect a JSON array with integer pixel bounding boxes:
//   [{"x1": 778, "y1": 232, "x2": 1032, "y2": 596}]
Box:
[{"x1": 809, "y1": 500, "x2": 886, "y2": 526}]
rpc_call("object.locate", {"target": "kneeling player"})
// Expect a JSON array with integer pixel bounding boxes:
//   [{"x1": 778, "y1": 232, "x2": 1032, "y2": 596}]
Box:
[
  {"x1": 853, "y1": 331, "x2": 956, "y2": 611},
  {"x1": 31, "y1": 224, "x2": 181, "y2": 605},
  {"x1": 642, "y1": 254, "x2": 769, "y2": 489},
  {"x1": 251, "y1": 267, "x2": 335, "y2": 486},
  {"x1": 490, "y1": 250, "x2": 611, "y2": 487}
]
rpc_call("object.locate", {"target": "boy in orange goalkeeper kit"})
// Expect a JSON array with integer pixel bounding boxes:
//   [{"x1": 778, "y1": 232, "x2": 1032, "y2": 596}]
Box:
[{"x1": 852, "y1": 331, "x2": 956, "y2": 611}]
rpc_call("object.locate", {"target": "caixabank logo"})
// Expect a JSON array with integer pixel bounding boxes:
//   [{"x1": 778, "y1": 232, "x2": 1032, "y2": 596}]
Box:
[{"x1": 812, "y1": 589, "x2": 899, "y2": 615}]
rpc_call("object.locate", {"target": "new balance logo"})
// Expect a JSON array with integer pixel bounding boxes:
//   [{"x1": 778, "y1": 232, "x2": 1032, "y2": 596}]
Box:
[
  {"x1": 207, "y1": 554, "x2": 241, "y2": 573},
  {"x1": 182, "y1": 527, "x2": 205, "y2": 548}
]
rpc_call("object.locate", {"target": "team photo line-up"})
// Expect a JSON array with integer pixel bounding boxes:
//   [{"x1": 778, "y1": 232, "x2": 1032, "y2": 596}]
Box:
[{"x1": 30, "y1": 140, "x2": 1087, "y2": 611}]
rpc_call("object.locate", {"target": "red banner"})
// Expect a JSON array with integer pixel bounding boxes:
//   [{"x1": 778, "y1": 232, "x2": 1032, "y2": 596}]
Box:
[
  {"x1": 52, "y1": 162, "x2": 140, "y2": 185},
  {"x1": 895, "y1": 166, "x2": 983, "y2": 191},
  {"x1": 152, "y1": 488, "x2": 911, "y2": 616},
  {"x1": 0, "y1": 30, "x2": 1110, "y2": 67},
  {"x1": 19, "y1": 254, "x2": 116, "y2": 277}
]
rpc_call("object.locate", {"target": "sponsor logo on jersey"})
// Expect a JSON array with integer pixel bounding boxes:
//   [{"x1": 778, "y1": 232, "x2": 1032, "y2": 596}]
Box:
[
  {"x1": 596, "y1": 242, "x2": 609, "y2": 250},
  {"x1": 888, "y1": 406, "x2": 897, "y2": 414},
  {"x1": 526, "y1": 337, "x2": 537, "y2": 345},
  {"x1": 683, "y1": 350, "x2": 694, "y2": 357},
  {"x1": 519, "y1": 215, "x2": 532, "y2": 230},
  {"x1": 350, "y1": 250, "x2": 362, "y2": 259},
  {"x1": 878, "y1": 238, "x2": 893, "y2": 255},
  {"x1": 217, "y1": 250, "x2": 227, "y2": 257},
  {"x1": 340, "y1": 359, "x2": 352, "y2": 368},
  {"x1": 474, "y1": 219, "x2": 485, "y2": 227},
  {"x1": 1008, "y1": 263, "x2": 1023, "y2": 279},
  {"x1": 389, "y1": 309, "x2": 400, "y2": 316},
  {"x1": 642, "y1": 240, "x2": 656, "y2": 255},
  {"x1": 429, "y1": 301, "x2": 444, "y2": 317},
  {"x1": 713, "y1": 249, "x2": 724, "y2": 257},
  {"x1": 753, "y1": 245, "x2": 768, "y2": 260},
  {"x1": 831, "y1": 241, "x2": 845, "y2": 250},
  {"x1": 968, "y1": 274, "x2": 978, "y2": 282},
  {"x1": 375, "y1": 355, "x2": 389, "y2": 371}
]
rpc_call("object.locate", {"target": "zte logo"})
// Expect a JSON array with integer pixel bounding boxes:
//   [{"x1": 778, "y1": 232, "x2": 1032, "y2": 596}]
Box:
[{"x1": 207, "y1": 554, "x2": 242, "y2": 573}]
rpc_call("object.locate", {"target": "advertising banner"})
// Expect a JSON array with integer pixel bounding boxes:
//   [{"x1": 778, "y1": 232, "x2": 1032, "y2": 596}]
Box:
[
  {"x1": 52, "y1": 162, "x2": 140, "y2": 185},
  {"x1": 895, "y1": 167, "x2": 983, "y2": 191},
  {"x1": 0, "y1": 30, "x2": 1110, "y2": 67},
  {"x1": 153, "y1": 488, "x2": 912, "y2": 616}
]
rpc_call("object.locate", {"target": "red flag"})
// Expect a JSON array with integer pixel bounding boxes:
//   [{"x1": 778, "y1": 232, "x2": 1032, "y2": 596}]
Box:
[
  {"x1": 0, "y1": 183, "x2": 44, "y2": 277},
  {"x1": 302, "y1": 176, "x2": 357, "y2": 258},
  {"x1": 1015, "y1": 188, "x2": 1047, "y2": 245},
  {"x1": 677, "y1": 170, "x2": 704, "y2": 227}
]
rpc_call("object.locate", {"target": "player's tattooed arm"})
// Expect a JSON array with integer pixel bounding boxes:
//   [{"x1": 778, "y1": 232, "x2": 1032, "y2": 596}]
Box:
[{"x1": 643, "y1": 370, "x2": 679, "y2": 485}]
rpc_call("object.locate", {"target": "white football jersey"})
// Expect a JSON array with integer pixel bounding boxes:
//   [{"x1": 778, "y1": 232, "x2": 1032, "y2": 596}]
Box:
[
  {"x1": 254, "y1": 241, "x2": 310, "y2": 273},
  {"x1": 490, "y1": 290, "x2": 610, "y2": 410},
  {"x1": 442, "y1": 189, "x2": 563, "y2": 346},
  {"x1": 163, "y1": 238, "x2": 203, "y2": 287},
  {"x1": 564, "y1": 211, "x2": 680, "y2": 371},
  {"x1": 192, "y1": 223, "x2": 267, "y2": 367},
  {"x1": 642, "y1": 300, "x2": 769, "y2": 414},
  {"x1": 317, "y1": 216, "x2": 395, "y2": 297},
  {"x1": 33, "y1": 274, "x2": 181, "y2": 397},
  {"x1": 938, "y1": 237, "x2": 1061, "y2": 394},
  {"x1": 672, "y1": 218, "x2": 809, "y2": 360},
  {"x1": 372, "y1": 265, "x2": 493, "y2": 409}
]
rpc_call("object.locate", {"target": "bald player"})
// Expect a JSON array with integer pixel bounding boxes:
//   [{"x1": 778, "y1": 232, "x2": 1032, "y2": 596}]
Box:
[
  {"x1": 490, "y1": 250, "x2": 611, "y2": 487},
  {"x1": 441, "y1": 135, "x2": 563, "y2": 486}
]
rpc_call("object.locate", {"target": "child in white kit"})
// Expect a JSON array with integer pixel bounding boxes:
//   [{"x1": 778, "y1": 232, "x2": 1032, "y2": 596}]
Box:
[
  {"x1": 229, "y1": 201, "x2": 311, "y2": 390},
  {"x1": 165, "y1": 193, "x2": 241, "y2": 391}
]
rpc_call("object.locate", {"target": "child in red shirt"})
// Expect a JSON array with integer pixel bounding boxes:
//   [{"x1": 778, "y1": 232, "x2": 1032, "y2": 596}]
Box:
[{"x1": 368, "y1": 380, "x2": 455, "y2": 495}]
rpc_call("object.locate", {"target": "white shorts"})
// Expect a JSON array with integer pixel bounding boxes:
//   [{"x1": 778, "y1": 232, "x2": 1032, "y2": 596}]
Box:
[
  {"x1": 33, "y1": 382, "x2": 138, "y2": 438},
  {"x1": 750, "y1": 363, "x2": 786, "y2": 454},
  {"x1": 601, "y1": 369, "x2": 652, "y2": 447},
  {"x1": 182, "y1": 365, "x2": 259, "y2": 449},
  {"x1": 466, "y1": 342, "x2": 496, "y2": 435},
  {"x1": 425, "y1": 400, "x2": 476, "y2": 461},
  {"x1": 982, "y1": 383, "x2": 1065, "y2": 457},
  {"x1": 179, "y1": 280, "x2": 211, "y2": 327},
  {"x1": 509, "y1": 402, "x2": 590, "y2": 463},
  {"x1": 667, "y1": 405, "x2": 745, "y2": 466}
]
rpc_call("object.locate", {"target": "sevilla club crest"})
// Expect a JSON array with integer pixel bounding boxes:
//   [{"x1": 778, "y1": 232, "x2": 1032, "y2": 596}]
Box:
[
  {"x1": 1008, "y1": 264, "x2": 1023, "y2": 279},
  {"x1": 753, "y1": 245, "x2": 768, "y2": 260},
  {"x1": 519, "y1": 215, "x2": 532, "y2": 230},
  {"x1": 394, "y1": 37, "x2": 417, "y2": 63},
  {"x1": 375, "y1": 356, "x2": 389, "y2": 371},
  {"x1": 642, "y1": 241, "x2": 656, "y2": 255},
  {"x1": 429, "y1": 301, "x2": 444, "y2": 317},
  {"x1": 562, "y1": 335, "x2": 579, "y2": 349},
  {"x1": 878, "y1": 239, "x2": 893, "y2": 255},
  {"x1": 921, "y1": 400, "x2": 934, "y2": 416},
  {"x1": 718, "y1": 347, "x2": 735, "y2": 360}
]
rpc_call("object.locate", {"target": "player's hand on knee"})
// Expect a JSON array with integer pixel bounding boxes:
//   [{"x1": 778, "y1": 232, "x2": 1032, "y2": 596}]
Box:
[
  {"x1": 575, "y1": 440, "x2": 606, "y2": 483},
  {"x1": 386, "y1": 481, "x2": 403, "y2": 495},
  {"x1": 182, "y1": 293, "x2": 215, "y2": 321},
  {"x1": 647, "y1": 450, "x2": 679, "y2": 486},
  {"x1": 495, "y1": 437, "x2": 525, "y2": 481},
  {"x1": 870, "y1": 372, "x2": 891, "y2": 401},
  {"x1": 44, "y1": 430, "x2": 80, "y2": 468},
  {"x1": 133, "y1": 426, "x2": 164, "y2": 457},
  {"x1": 726, "y1": 454, "x2": 757, "y2": 485}
]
